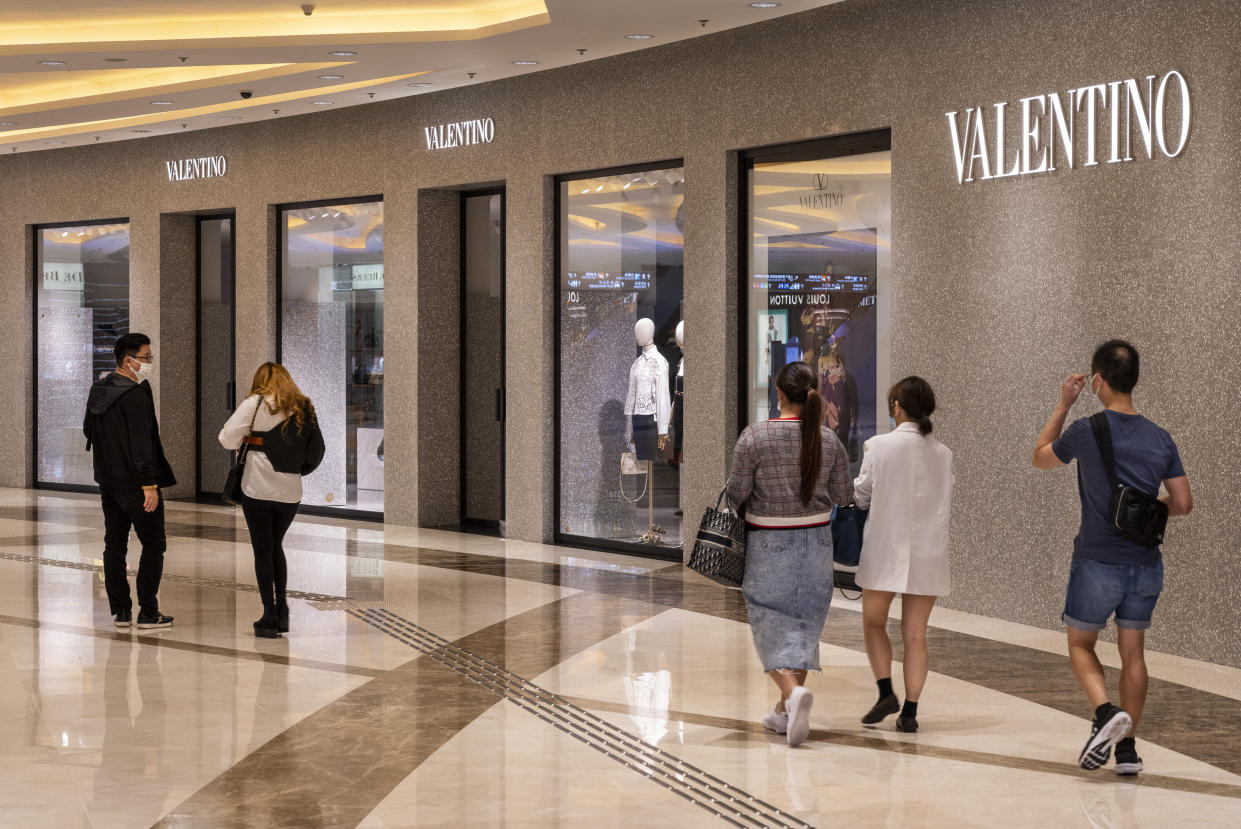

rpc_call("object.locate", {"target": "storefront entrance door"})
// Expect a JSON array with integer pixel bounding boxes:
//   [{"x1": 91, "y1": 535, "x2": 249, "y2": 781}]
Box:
[
  {"x1": 197, "y1": 214, "x2": 235, "y2": 498},
  {"x1": 460, "y1": 190, "x2": 506, "y2": 530}
]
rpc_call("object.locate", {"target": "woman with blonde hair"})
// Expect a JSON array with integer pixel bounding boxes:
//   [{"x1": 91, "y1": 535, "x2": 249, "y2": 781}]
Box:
[{"x1": 219, "y1": 362, "x2": 324, "y2": 638}]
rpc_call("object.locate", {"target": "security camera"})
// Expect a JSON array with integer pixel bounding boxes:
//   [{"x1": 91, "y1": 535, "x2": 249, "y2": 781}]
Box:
[
  {"x1": 239, "y1": 90, "x2": 254, "y2": 99},
  {"x1": 301, "y1": 4, "x2": 314, "y2": 14}
]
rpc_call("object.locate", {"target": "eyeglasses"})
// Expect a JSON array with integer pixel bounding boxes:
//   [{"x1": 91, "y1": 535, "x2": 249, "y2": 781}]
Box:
[{"x1": 132, "y1": 354, "x2": 155, "y2": 364}]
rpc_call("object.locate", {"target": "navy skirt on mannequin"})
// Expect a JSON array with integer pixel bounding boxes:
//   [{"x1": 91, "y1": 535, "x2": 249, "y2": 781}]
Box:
[{"x1": 631, "y1": 414, "x2": 658, "y2": 461}]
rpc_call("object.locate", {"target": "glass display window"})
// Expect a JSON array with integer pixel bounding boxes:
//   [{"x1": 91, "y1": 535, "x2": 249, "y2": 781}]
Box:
[
  {"x1": 279, "y1": 198, "x2": 384, "y2": 514},
  {"x1": 557, "y1": 164, "x2": 685, "y2": 555},
  {"x1": 35, "y1": 220, "x2": 131, "y2": 487},
  {"x1": 743, "y1": 132, "x2": 891, "y2": 474}
]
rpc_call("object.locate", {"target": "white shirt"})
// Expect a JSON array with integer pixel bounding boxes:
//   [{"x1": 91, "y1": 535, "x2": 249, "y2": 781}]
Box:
[
  {"x1": 853, "y1": 422, "x2": 954, "y2": 596},
  {"x1": 218, "y1": 394, "x2": 303, "y2": 504},
  {"x1": 624, "y1": 345, "x2": 671, "y2": 434}
]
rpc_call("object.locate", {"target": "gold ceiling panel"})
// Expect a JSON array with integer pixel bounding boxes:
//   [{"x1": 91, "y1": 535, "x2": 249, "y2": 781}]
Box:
[
  {"x1": 0, "y1": 72, "x2": 429, "y2": 143},
  {"x1": 0, "y1": 63, "x2": 350, "y2": 116},
  {"x1": 0, "y1": 0, "x2": 549, "y2": 52}
]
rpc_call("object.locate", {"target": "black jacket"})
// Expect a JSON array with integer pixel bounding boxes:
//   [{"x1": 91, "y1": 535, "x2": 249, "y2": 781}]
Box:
[
  {"x1": 83, "y1": 373, "x2": 176, "y2": 490},
  {"x1": 254, "y1": 415, "x2": 325, "y2": 476}
]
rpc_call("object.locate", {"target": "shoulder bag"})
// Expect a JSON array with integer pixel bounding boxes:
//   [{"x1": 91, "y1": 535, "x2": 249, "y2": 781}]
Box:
[
  {"x1": 1089, "y1": 412, "x2": 1168, "y2": 547},
  {"x1": 687, "y1": 489, "x2": 747, "y2": 588},
  {"x1": 221, "y1": 399, "x2": 261, "y2": 506},
  {"x1": 831, "y1": 504, "x2": 868, "y2": 596}
]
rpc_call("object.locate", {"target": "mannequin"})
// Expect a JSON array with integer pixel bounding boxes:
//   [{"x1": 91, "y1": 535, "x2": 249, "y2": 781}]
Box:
[
  {"x1": 624, "y1": 317, "x2": 670, "y2": 543},
  {"x1": 667, "y1": 321, "x2": 685, "y2": 465}
]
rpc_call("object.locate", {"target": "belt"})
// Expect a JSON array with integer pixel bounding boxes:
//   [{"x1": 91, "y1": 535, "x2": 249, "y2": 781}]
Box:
[{"x1": 244, "y1": 436, "x2": 264, "y2": 447}]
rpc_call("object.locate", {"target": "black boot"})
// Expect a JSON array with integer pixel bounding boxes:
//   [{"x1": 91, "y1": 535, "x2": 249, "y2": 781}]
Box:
[
  {"x1": 254, "y1": 605, "x2": 280, "y2": 638},
  {"x1": 276, "y1": 598, "x2": 290, "y2": 634}
]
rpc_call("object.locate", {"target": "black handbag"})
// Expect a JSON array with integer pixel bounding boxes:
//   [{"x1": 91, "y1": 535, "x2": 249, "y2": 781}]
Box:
[
  {"x1": 1089, "y1": 412, "x2": 1168, "y2": 547},
  {"x1": 221, "y1": 400, "x2": 260, "y2": 506},
  {"x1": 687, "y1": 489, "x2": 747, "y2": 588},
  {"x1": 831, "y1": 505, "x2": 868, "y2": 595}
]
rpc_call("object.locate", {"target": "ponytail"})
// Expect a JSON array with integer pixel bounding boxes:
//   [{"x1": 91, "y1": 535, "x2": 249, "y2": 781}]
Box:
[
  {"x1": 799, "y1": 388, "x2": 824, "y2": 504},
  {"x1": 889, "y1": 376, "x2": 937, "y2": 437},
  {"x1": 775, "y1": 361, "x2": 823, "y2": 505}
]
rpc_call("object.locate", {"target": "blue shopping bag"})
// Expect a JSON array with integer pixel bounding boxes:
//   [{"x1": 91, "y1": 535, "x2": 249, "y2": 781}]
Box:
[{"x1": 831, "y1": 505, "x2": 868, "y2": 592}]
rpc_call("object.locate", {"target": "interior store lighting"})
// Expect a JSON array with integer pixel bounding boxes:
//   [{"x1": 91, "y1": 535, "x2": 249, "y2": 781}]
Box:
[
  {"x1": 320, "y1": 74, "x2": 344, "y2": 79},
  {"x1": 750, "y1": 2, "x2": 781, "y2": 7},
  {"x1": 39, "y1": 60, "x2": 66, "y2": 65},
  {"x1": 329, "y1": 51, "x2": 357, "y2": 56},
  {"x1": 625, "y1": 34, "x2": 653, "y2": 39}
]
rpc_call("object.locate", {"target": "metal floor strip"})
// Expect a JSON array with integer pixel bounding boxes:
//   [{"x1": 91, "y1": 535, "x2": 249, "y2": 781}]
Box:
[
  {"x1": 350, "y1": 607, "x2": 812, "y2": 829},
  {"x1": 2, "y1": 550, "x2": 811, "y2": 826}
]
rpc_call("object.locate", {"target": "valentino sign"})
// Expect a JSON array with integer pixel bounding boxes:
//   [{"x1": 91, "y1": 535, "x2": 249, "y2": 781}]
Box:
[
  {"x1": 165, "y1": 155, "x2": 227, "y2": 181},
  {"x1": 946, "y1": 70, "x2": 1191, "y2": 184},
  {"x1": 424, "y1": 117, "x2": 495, "y2": 150}
]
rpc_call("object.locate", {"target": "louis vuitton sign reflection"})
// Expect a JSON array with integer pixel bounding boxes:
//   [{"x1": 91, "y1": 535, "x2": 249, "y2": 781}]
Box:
[{"x1": 946, "y1": 70, "x2": 1191, "y2": 184}]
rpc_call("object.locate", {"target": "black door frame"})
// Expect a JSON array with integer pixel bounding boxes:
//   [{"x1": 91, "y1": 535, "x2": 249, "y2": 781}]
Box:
[
  {"x1": 552, "y1": 160, "x2": 685, "y2": 560},
  {"x1": 195, "y1": 212, "x2": 237, "y2": 499},
  {"x1": 32, "y1": 216, "x2": 131, "y2": 494},
  {"x1": 274, "y1": 194, "x2": 385, "y2": 521},
  {"x1": 458, "y1": 186, "x2": 507, "y2": 532}
]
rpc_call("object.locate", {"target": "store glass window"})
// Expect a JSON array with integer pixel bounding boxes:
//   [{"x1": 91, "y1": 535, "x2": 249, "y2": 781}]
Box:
[
  {"x1": 280, "y1": 199, "x2": 384, "y2": 513},
  {"x1": 558, "y1": 165, "x2": 684, "y2": 553},
  {"x1": 745, "y1": 138, "x2": 891, "y2": 474},
  {"x1": 36, "y1": 221, "x2": 131, "y2": 486}
]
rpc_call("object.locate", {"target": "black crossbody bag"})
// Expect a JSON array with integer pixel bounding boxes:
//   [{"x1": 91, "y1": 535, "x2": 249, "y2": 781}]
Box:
[{"x1": 1088, "y1": 412, "x2": 1168, "y2": 548}]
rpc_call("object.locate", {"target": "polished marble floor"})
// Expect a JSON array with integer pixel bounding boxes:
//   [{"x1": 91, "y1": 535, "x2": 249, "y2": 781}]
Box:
[{"x1": 2, "y1": 488, "x2": 1239, "y2": 828}]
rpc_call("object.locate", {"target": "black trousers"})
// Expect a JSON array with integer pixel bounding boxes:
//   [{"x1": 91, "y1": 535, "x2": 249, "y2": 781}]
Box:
[
  {"x1": 241, "y1": 496, "x2": 300, "y2": 607},
  {"x1": 101, "y1": 485, "x2": 166, "y2": 616}
]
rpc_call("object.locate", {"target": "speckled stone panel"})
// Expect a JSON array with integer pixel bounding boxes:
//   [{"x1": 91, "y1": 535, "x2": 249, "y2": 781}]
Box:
[
  {"x1": 157, "y1": 213, "x2": 197, "y2": 498},
  {"x1": 3, "y1": 0, "x2": 1240, "y2": 666},
  {"x1": 414, "y1": 189, "x2": 462, "y2": 528}
]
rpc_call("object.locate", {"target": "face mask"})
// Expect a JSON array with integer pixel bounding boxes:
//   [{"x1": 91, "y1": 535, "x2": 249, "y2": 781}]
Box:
[
  {"x1": 1088, "y1": 373, "x2": 1103, "y2": 405},
  {"x1": 130, "y1": 359, "x2": 153, "y2": 382}
]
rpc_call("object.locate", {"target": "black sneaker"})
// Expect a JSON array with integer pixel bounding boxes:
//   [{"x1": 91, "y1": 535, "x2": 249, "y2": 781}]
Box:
[
  {"x1": 1114, "y1": 737, "x2": 1143, "y2": 776},
  {"x1": 113, "y1": 610, "x2": 133, "y2": 629},
  {"x1": 862, "y1": 694, "x2": 900, "y2": 725},
  {"x1": 895, "y1": 715, "x2": 919, "y2": 733},
  {"x1": 1079, "y1": 705, "x2": 1132, "y2": 770},
  {"x1": 136, "y1": 611, "x2": 174, "y2": 630}
]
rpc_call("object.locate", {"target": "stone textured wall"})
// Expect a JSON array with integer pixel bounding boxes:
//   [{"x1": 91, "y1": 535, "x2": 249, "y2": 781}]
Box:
[{"x1": 2, "y1": 0, "x2": 1239, "y2": 665}]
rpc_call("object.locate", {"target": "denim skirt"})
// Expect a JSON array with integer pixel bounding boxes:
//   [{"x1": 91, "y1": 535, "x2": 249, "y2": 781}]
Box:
[{"x1": 741, "y1": 525, "x2": 833, "y2": 672}]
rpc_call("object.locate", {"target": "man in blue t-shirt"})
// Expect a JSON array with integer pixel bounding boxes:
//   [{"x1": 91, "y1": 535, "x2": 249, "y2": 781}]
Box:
[{"x1": 1032, "y1": 340, "x2": 1192, "y2": 777}]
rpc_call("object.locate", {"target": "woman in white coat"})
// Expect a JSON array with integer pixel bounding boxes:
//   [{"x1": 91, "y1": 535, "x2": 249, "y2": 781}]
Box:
[{"x1": 853, "y1": 376, "x2": 952, "y2": 733}]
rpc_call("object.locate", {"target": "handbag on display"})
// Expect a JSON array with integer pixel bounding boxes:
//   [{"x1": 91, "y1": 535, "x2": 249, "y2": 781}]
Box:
[
  {"x1": 619, "y1": 448, "x2": 647, "y2": 503},
  {"x1": 831, "y1": 504, "x2": 868, "y2": 596},
  {"x1": 221, "y1": 401, "x2": 260, "y2": 506},
  {"x1": 687, "y1": 489, "x2": 747, "y2": 589},
  {"x1": 1089, "y1": 412, "x2": 1169, "y2": 547}
]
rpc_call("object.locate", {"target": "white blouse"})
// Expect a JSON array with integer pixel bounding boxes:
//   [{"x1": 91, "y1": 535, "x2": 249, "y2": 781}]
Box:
[
  {"x1": 624, "y1": 345, "x2": 671, "y2": 434},
  {"x1": 852, "y1": 422, "x2": 954, "y2": 596},
  {"x1": 218, "y1": 394, "x2": 303, "y2": 504}
]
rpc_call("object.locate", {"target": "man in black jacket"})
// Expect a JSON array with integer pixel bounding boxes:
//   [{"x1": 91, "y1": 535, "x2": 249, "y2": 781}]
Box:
[{"x1": 84, "y1": 333, "x2": 176, "y2": 629}]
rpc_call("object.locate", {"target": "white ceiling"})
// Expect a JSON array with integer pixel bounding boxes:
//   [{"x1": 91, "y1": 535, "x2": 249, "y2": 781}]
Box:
[{"x1": 0, "y1": 0, "x2": 845, "y2": 154}]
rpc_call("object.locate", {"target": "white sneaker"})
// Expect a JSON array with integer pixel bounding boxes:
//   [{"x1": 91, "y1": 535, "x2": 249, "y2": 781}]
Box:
[
  {"x1": 786, "y1": 686, "x2": 813, "y2": 747},
  {"x1": 762, "y1": 708, "x2": 788, "y2": 734}
]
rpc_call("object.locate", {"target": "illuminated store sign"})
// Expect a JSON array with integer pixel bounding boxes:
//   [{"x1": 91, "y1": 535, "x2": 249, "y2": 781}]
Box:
[
  {"x1": 424, "y1": 117, "x2": 495, "y2": 150},
  {"x1": 42, "y1": 261, "x2": 84, "y2": 292},
  {"x1": 165, "y1": 155, "x2": 227, "y2": 181},
  {"x1": 946, "y1": 70, "x2": 1191, "y2": 184}
]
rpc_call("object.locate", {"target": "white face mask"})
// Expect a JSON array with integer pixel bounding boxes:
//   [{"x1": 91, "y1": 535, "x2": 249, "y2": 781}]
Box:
[
  {"x1": 130, "y1": 358, "x2": 153, "y2": 382},
  {"x1": 1089, "y1": 373, "x2": 1103, "y2": 405}
]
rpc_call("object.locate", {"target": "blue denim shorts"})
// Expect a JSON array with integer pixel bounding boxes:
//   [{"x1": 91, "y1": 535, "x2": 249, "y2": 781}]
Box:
[{"x1": 1063, "y1": 558, "x2": 1164, "y2": 631}]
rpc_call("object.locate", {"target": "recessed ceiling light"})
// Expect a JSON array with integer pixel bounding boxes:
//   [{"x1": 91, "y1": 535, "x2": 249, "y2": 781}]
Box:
[
  {"x1": 329, "y1": 50, "x2": 357, "y2": 56},
  {"x1": 48, "y1": 141, "x2": 66, "y2": 145},
  {"x1": 150, "y1": 101, "x2": 175, "y2": 106},
  {"x1": 750, "y1": 2, "x2": 781, "y2": 7},
  {"x1": 0, "y1": 121, "x2": 16, "y2": 127},
  {"x1": 132, "y1": 129, "x2": 151, "y2": 133},
  {"x1": 408, "y1": 82, "x2": 431, "y2": 87},
  {"x1": 319, "y1": 74, "x2": 344, "y2": 79},
  {"x1": 512, "y1": 60, "x2": 539, "y2": 65},
  {"x1": 222, "y1": 115, "x2": 243, "y2": 120},
  {"x1": 625, "y1": 34, "x2": 653, "y2": 40},
  {"x1": 312, "y1": 100, "x2": 333, "y2": 105},
  {"x1": 39, "y1": 60, "x2": 66, "y2": 65},
  {"x1": 104, "y1": 57, "x2": 128, "y2": 62}
]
